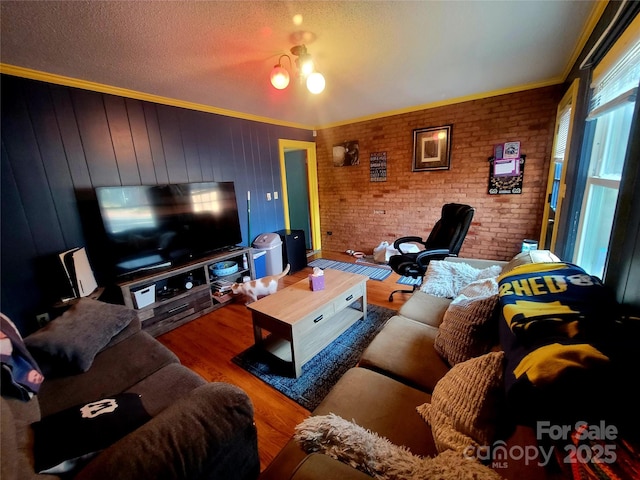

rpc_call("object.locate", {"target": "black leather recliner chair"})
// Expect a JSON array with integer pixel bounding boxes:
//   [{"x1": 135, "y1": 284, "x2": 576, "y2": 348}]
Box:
[{"x1": 388, "y1": 203, "x2": 475, "y2": 301}]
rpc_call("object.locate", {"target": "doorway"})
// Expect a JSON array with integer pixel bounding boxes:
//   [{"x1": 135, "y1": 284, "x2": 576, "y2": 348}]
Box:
[
  {"x1": 539, "y1": 78, "x2": 579, "y2": 252},
  {"x1": 278, "y1": 139, "x2": 321, "y2": 253}
]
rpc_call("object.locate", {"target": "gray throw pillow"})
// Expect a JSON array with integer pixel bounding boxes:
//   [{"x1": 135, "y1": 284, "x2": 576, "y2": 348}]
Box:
[{"x1": 25, "y1": 299, "x2": 136, "y2": 376}]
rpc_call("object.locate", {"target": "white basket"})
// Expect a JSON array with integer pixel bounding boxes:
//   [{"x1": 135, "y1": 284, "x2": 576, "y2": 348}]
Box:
[{"x1": 133, "y1": 285, "x2": 156, "y2": 309}]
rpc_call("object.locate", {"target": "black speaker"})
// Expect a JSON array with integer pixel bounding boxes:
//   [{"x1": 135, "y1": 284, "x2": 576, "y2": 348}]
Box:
[{"x1": 276, "y1": 229, "x2": 307, "y2": 274}]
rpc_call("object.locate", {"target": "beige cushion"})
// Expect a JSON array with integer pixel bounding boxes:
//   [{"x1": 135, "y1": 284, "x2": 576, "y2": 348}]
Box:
[
  {"x1": 417, "y1": 351, "x2": 505, "y2": 453},
  {"x1": 398, "y1": 291, "x2": 452, "y2": 327},
  {"x1": 294, "y1": 414, "x2": 503, "y2": 480},
  {"x1": 315, "y1": 368, "x2": 435, "y2": 457},
  {"x1": 434, "y1": 278, "x2": 499, "y2": 366},
  {"x1": 359, "y1": 316, "x2": 450, "y2": 393},
  {"x1": 501, "y1": 249, "x2": 560, "y2": 275}
]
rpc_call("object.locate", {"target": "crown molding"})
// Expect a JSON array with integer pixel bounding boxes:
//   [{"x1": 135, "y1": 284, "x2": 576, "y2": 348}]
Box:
[{"x1": 0, "y1": 63, "x2": 314, "y2": 130}]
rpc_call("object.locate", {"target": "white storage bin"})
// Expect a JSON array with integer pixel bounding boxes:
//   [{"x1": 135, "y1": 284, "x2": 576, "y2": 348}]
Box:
[{"x1": 132, "y1": 285, "x2": 156, "y2": 309}]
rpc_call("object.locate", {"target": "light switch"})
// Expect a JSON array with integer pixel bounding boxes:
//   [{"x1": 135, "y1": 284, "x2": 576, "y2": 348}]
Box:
[
  {"x1": 266, "y1": 192, "x2": 272, "y2": 201},
  {"x1": 274, "y1": 191, "x2": 279, "y2": 200}
]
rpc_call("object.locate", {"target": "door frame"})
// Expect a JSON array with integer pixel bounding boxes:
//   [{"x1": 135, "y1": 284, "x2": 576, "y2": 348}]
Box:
[
  {"x1": 278, "y1": 139, "x2": 321, "y2": 251},
  {"x1": 539, "y1": 78, "x2": 580, "y2": 251}
]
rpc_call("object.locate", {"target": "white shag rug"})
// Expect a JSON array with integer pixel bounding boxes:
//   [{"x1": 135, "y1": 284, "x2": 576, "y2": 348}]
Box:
[{"x1": 294, "y1": 413, "x2": 503, "y2": 480}]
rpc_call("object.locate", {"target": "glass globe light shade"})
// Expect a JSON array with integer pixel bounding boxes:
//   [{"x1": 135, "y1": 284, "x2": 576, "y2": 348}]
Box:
[
  {"x1": 306, "y1": 72, "x2": 325, "y2": 94},
  {"x1": 270, "y1": 66, "x2": 290, "y2": 89},
  {"x1": 299, "y1": 56, "x2": 315, "y2": 77}
]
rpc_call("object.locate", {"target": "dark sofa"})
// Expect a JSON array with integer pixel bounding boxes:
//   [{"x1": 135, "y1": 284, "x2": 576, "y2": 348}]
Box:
[{"x1": 1, "y1": 298, "x2": 259, "y2": 480}]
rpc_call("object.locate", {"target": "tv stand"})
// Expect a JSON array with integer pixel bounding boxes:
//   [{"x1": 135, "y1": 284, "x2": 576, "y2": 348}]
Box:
[{"x1": 118, "y1": 247, "x2": 255, "y2": 337}]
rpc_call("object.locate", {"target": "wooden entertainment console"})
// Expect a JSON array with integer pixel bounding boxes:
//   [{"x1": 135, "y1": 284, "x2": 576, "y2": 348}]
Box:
[{"x1": 118, "y1": 247, "x2": 255, "y2": 336}]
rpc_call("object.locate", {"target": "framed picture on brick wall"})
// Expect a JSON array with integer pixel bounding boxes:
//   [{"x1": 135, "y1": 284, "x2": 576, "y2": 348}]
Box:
[
  {"x1": 370, "y1": 152, "x2": 387, "y2": 182},
  {"x1": 488, "y1": 155, "x2": 526, "y2": 194},
  {"x1": 333, "y1": 140, "x2": 360, "y2": 166},
  {"x1": 412, "y1": 125, "x2": 452, "y2": 172}
]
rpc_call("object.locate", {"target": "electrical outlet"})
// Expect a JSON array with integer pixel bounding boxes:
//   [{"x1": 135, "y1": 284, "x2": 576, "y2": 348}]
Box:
[
  {"x1": 36, "y1": 312, "x2": 50, "y2": 325},
  {"x1": 274, "y1": 191, "x2": 279, "y2": 200},
  {"x1": 266, "y1": 192, "x2": 272, "y2": 201}
]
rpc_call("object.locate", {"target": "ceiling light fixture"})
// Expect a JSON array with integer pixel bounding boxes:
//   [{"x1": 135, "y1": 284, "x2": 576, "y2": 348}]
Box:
[
  {"x1": 270, "y1": 44, "x2": 325, "y2": 94},
  {"x1": 306, "y1": 72, "x2": 325, "y2": 94},
  {"x1": 270, "y1": 55, "x2": 291, "y2": 90}
]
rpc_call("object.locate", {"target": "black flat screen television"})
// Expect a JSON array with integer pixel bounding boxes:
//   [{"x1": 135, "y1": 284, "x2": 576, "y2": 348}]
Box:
[{"x1": 94, "y1": 181, "x2": 243, "y2": 278}]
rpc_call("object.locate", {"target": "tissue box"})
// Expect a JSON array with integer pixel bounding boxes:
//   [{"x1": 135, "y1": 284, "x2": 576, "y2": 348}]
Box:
[{"x1": 309, "y1": 274, "x2": 325, "y2": 291}]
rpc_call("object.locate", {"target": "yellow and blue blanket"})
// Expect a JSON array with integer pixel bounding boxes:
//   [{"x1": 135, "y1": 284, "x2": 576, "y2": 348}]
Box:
[{"x1": 497, "y1": 262, "x2": 623, "y2": 423}]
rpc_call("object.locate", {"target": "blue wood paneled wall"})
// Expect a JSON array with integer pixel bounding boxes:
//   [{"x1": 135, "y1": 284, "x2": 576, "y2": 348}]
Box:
[{"x1": 1, "y1": 74, "x2": 313, "y2": 333}]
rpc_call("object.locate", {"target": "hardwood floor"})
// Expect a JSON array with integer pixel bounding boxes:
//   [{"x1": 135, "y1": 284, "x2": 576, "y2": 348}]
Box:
[{"x1": 156, "y1": 250, "x2": 410, "y2": 472}]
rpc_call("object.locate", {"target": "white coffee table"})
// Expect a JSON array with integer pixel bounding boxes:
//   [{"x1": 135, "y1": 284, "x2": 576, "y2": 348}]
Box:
[{"x1": 246, "y1": 269, "x2": 368, "y2": 377}]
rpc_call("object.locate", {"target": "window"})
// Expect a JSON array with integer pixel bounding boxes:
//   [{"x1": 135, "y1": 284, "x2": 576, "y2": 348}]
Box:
[{"x1": 573, "y1": 21, "x2": 640, "y2": 278}]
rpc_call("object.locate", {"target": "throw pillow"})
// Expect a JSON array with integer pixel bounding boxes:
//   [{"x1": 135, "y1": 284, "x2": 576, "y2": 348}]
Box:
[
  {"x1": 434, "y1": 278, "x2": 499, "y2": 366},
  {"x1": 25, "y1": 298, "x2": 136, "y2": 376},
  {"x1": 417, "y1": 351, "x2": 505, "y2": 454},
  {"x1": 294, "y1": 413, "x2": 502, "y2": 480},
  {"x1": 501, "y1": 249, "x2": 560, "y2": 275},
  {"x1": 32, "y1": 392, "x2": 151, "y2": 474},
  {"x1": 420, "y1": 261, "x2": 502, "y2": 298}
]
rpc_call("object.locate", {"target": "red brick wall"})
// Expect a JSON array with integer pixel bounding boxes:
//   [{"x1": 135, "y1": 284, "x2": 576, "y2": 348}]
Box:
[{"x1": 315, "y1": 86, "x2": 562, "y2": 261}]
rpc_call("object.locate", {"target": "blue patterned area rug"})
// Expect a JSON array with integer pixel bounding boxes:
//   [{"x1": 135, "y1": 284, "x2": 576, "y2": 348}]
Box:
[
  {"x1": 308, "y1": 258, "x2": 392, "y2": 281},
  {"x1": 397, "y1": 275, "x2": 422, "y2": 286},
  {"x1": 232, "y1": 304, "x2": 396, "y2": 411}
]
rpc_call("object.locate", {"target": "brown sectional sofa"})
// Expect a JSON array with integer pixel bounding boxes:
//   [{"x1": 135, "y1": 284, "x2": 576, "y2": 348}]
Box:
[
  {"x1": 1, "y1": 298, "x2": 259, "y2": 480},
  {"x1": 260, "y1": 256, "x2": 561, "y2": 480}
]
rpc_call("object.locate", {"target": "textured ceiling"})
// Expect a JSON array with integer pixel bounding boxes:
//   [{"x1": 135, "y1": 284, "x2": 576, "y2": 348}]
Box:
[{"x1": 1, "y1": 1, "x2": 600, "y2": 128}]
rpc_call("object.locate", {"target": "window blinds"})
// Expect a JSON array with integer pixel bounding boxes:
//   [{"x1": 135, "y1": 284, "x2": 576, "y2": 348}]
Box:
[
  {"x1": 588, "y1": 38, "x2": 640, "y2": 119},
  {"x1": 553, "y1": 107, "x2": 571, "y2": 160}
]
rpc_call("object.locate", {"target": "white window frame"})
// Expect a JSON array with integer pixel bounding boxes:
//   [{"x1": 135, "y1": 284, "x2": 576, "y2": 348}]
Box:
[{"x1": 572, "y1": 14, "x2": 640, "y2": 277}]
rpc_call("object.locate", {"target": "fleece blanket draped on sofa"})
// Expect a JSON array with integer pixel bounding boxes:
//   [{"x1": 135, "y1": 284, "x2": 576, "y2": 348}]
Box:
[{"x1": 497, "y1": 262, "x2": 628, "y2": 426}]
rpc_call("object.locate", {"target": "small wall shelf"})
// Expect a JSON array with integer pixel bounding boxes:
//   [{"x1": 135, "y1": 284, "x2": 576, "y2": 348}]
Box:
[{"x1": 118, "y1": 247, "x2": 255, "y2": 336}]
